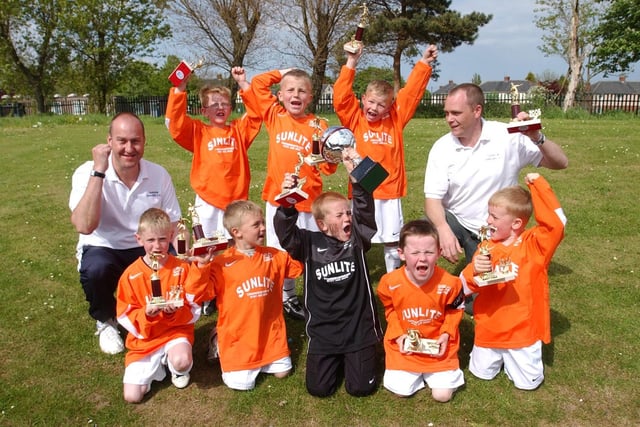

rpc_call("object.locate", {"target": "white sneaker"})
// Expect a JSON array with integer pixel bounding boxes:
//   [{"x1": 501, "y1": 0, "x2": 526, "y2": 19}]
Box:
[
  {"x1": 95, "y1": 320, "x2": 124, "y2": 354},
  {"x1": 171, "y1": 373, "x2": 190, "y2": 389}
]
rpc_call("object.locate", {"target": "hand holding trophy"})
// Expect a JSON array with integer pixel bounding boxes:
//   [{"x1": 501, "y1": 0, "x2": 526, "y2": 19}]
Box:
[
  {"x1": 275, "y1": 153, "x2": 309, "y2": 207},
  {"x1": 145, "y1": 252, "x2": 184, "y2": 309},
  {"x1": 472, "y1": 225, "x2": 516, "y2": 286},
  {"x1": 402, "y1": 329, "x2": 440, "y2": 355},
  {"x1": 344, "y1": 2, "x2": 370, "y2": 54},
  {"x1": 168, "y1": 58, "x2": 204, "y2": 87},
  {"x1": 188, "y1": 204, "x2": 228, "y2": 256},
  {"x1": 506, "y1": 82, "x2": 542, "y2": 134}
]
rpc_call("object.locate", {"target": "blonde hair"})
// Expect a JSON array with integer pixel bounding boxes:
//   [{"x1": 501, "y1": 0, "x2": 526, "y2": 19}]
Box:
[
  {"x1": 138, "y1": 208, "x2": 172, "y2": 234},
  {"x1": 223, "y1": 200, "x2": 263, "y2": 233},
  {"x1": 281, "y1": 69, "x2": 312, "y2": 90},
  {"x1": 399, "y1": 219, "x2": 440, "y2": 250},
  {"x1": 489, "y1": 186, "x2": 533, "y2": 223},
  {"x1": 365, "y1": 80, "x2": 394, "y2": 100},
  {"x1": 199, "y1": 84, "x2": 231, "y2": 107},
  {"x1": 311, "y1": 192, "x2": 348, "y2": 221}
]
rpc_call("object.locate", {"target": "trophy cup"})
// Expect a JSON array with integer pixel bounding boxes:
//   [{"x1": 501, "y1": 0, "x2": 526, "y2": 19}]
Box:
[
  {"x1": 303, "y1": 118, "x2": 327, "y2": 166},
  {"x1": 320, "y1": 126, "x2": 389, "y2": 193},
  {"x1": 168, "y1": 58, "x2": 204, "y2": 87},
  {"x1": 145, "y1": 253, "x2": 184, "y2": 308},
  {"x1": 472, "y1": 225, "x2": 516, "y2": 286},
  {"x1": 403, "y1": 329, "x2": 440, "y2": 355},
  {"x1": 275, "y1": 153, "x2": 309, "y2": 207},
  {"x1": 188, "y1": 204, "x2": 228, "y2": 256},
  {"x1": 176, "y1": 218, "x2": 188, "y2": 259},
  {"x1": 344, "y1": 3, "x2": 370, "y2": 54},
  {"x1": 506, "y1": 83, "x2": 542, "y2": 134}
]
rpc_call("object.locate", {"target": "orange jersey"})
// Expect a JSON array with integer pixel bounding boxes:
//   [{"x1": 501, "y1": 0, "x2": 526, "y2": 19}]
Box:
[
  {"x1": 244, "y1": 71, "x2": 337, "y2": 212},
  {"x1": 116, "y1": 255, "x2": 213, "y2": 366},
  {"x1": 377, "y1": 266, "x2": 464, "y2": 373},
  {"x1": 332, "y1": 61, "x2": 432, "y2": 199},
  {"x1": 462, "y1": 176, "x2": 566, "y2": 348},
  {"x1": 210, "y1": 246, "x2": 303, "y2": 372},
  {"x1": 165, "y1": 88, "x2": 262, "y2": 209}
]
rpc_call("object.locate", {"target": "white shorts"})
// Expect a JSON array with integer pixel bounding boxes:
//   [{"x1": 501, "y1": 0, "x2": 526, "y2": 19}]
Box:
[
  {"x1": 371, "y1": 198, "x2": 403, "y2": 244},
  {"x1": 383, "y1": 368, "x2": 465, "y2": 397},
  {"x1": 221, "y1": 356, "x2": 292, "y2": 391},
  {"x1": 265, "y1": 202, "x2": 318, "y2": 250},
  {"x1": 194, "y1": 194, "x2": 230, "y2": 239},
  {"x1": 122, "y1": 337, "x2": 191, "y2": 386},
  {"x1": 469, "y1": 341, "x2": 544, "y2": 390}
]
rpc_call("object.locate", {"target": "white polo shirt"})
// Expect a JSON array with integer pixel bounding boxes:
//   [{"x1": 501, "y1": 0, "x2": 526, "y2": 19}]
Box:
[
  {"x1": 424, "y1": 119, "x2": 543, "y2": 235},
  {"x1": 70, "y1": 157, "x2": 181, "y2": 255}
]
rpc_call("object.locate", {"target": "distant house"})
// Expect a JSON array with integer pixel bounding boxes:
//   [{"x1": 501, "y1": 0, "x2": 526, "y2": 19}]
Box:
[
  {"x1": 479, "y1": 76, "x2": 535, "y2": 103},
  {"x1": 586, "y1": 76, "x2": 639, "y2": 113}
]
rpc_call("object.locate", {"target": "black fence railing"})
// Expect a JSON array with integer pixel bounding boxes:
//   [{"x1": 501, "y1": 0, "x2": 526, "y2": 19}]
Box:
[{"x1": 1, "y1": 92, "x2": 639, "y2": 117}]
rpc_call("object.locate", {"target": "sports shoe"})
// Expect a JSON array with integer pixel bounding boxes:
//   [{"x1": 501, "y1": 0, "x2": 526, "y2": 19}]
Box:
[
  {"x1": 206, "y1": 326, "x2": 219, "y2": 363},
  {"x1": 95, "y1": 320, "x2": 124, "y2": 355},
  {"x1": 283, "y1": 296, "x2": 305, "y2": 321},
  {"x1": 171, "y1": 373, "x2": 190, "y2": 389}
]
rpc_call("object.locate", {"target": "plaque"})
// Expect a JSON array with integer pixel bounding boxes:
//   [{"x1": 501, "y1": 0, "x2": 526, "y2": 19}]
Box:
[
  {"x1": 275, "y1": 153, "x2": 309, "y2": 207},
  {"x1": 506, "y1": 83, "x2": 542, "y2": 134},
  {"x1": 344, "y1": 3, "x2": 370, "y2": 54},
  {"x1": 403, "y1": 329, "x2": 440, "y2": 355}
]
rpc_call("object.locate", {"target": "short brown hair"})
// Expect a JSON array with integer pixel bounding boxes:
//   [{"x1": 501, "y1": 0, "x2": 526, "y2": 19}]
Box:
[
  {"x1": 199, "y1": 84, "x2": 231, "y2": 107},
  {"x1": 449, "y1": 83, "x2": 485, "y2": 111},
  {"x1": 399, "y1": 219, "x2": 440, "y2": 249},
  {"x1": 489, "y1": 186, "x2": 533, "y2": 224},
  {"x1": 311, "y1": 192, "x2": 348, "y2": 221},
  {"x1": 223, "y1": 200, "x2": 263, "y2": 233},
  {"x1": 365, "y1": 80, "x2": 394, "y2": 100}
]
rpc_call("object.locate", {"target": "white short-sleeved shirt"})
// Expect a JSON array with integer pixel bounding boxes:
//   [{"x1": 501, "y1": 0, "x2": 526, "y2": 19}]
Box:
[
  {"x1": 424, "y1": 119, "x2": 542, "y2": 235},
  {"x1": 69, "y1": 157, "x2": 181, "y2": 254}
]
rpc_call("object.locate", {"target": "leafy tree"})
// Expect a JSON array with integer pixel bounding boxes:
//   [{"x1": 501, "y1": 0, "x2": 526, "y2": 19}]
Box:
[
  {"x1": 170, "y1": 0, "x2": 264, "y2": 107},
  {"x1": 365, "y1": 0, "x2": 492, "y2": 92},
  {"x1": 59, "y1": 0, "x2": 171, "y2": 113},
  {"x1": 352, "y1": 66, "x2": 398, "y2": 95},
  {"x1": 0, "y1": 0, "x2": 68, "y2": 113},
  {"x1": 590, "y1": 0, "x2": 640, "y2": 76},
  {"x1": 471, "y1": 73, "x2": 482, "y2": 85}
]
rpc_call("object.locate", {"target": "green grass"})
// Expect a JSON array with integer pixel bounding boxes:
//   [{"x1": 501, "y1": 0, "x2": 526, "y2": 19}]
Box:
[{"x1": 1, "y1": 114, "x2": 639, "y2": 426}]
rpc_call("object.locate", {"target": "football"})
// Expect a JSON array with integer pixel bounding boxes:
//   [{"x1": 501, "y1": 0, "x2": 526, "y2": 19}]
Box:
[{"x1": 320, "y1": 126, "x2": 355, "y2": 163}]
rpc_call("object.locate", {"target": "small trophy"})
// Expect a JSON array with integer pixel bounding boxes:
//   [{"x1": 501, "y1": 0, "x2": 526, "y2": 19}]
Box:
[
  {"x1": 188, "y1": 204, "x2": 228, "y2": 256},
  {"x1": 344, "y1": 3, "x2": 370, "y2": 54},
  {"x1": 275, "y1": 153, "x2": 309, "y2": 207},
  {"x1": 403, "y1": 329, "x2": 440, "y2": 355},
  {"x1": 145, "y1": 253, "x2": 184, "y2": 308},
  {"x1": 176, "y1": 218, "x2": 188, "y2": 259},
  {"x1": 473, "y1": 225, "x2": 516, "y2": 286},
  {"x1": 303, "y1": 118, "x2": 327, "y2": 166},
  {"x1": 506, "y1": 83, "x2": 542, "y2": 134},
  {"x1": 320, "y1": 126, "x2": 389, "y2": 193},
  {"x1": 168, "y1": 58, "x2": 204, "y2": 87}
]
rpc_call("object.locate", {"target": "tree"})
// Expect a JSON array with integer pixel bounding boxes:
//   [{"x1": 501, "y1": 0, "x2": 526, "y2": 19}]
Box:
[
  {"x1": 365, "y1": 0, "x2": 492, "y2": 93},
  {"x1": 590, "y1": 0, "x2": 640, "y2": 76},
  {"x1": 0, "y1": 0, "x2": 68, "y2": 113},
  {"x1": 352, "y1": 66, "x2": 398, "y2": 95},
  {"x1": 534, "y1": 0, "x2": 607, "y2": 110},
  {"x1": 170, "y1": 0, "x2": 264, "y2": 107},
  {"x1": 270, "y1": 0, "x2": 360, "y2": 113},
  {"x1": 60, "y1": 0, "x2": 170, "y2": 113}
]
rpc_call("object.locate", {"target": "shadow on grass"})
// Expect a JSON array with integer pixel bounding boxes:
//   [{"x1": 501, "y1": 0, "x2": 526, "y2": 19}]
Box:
[{"x1": 544, "y1": 309, "x2": 571, "y2": 367}]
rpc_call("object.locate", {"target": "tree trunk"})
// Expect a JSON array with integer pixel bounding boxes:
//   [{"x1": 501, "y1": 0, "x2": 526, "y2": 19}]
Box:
[{"x1": 563, "y1": 0, "x2": 582, "y2": 112}]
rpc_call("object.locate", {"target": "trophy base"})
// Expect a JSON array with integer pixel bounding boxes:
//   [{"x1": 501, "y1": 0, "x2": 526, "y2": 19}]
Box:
[
  {"x1": 473, "y1": 271, "x2": 516, "y2": 286},
  {"x1": 304, "y1": 153, "x2": 325, "y2": 165},
  {"x1": 351, "y1": 157, "x2": 389, "y2": 193},
  {"x1": 403, "y1": 337, "x2": 440, "y2": 355},
  {"x1": 168, "y1": 60, "x2": 193, "y2": 87},
  {"x1": 193, "y1": 237, "x2": 228, "y2": 256},
  {"x1": 145, "y1": 296, "x2": 184, "y2": 308},
  {"x1": 275, "y1": 187, "x2": 309, "y2": 207},
  {"x1": 507, "y1": 118, "x2": 542, "y2": 134},
  {"x1": 343, "y1": 41, "x2": 362, "y2": 54}
]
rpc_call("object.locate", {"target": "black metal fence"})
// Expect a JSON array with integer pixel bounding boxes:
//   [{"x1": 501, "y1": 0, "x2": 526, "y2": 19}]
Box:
[{"x1": 1, "y1": 92, "x2": 638, "y2": 117}]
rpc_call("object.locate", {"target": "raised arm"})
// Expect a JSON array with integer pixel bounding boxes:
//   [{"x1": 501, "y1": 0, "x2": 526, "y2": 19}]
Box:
[{"x1": 70, "y1": 144, "x2": 110, "y2": 234}]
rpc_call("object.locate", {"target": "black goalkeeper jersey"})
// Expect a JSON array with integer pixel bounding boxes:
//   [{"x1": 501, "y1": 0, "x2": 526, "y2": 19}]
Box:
[{"x1": 274, "y1": 183, "x2": 383, "y2": 354}]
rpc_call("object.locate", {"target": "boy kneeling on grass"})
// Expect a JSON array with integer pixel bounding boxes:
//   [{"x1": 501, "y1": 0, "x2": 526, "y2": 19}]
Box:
[
  {"x1": 116, "y1": 208, "x2": 215, "y2": 403},
  {"x1": 460, "y1": 173, "x2": 566, "y2": 390}
]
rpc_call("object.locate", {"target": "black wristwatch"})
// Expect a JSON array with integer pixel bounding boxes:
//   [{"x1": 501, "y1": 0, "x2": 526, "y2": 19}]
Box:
[
  {"x1": 533, "y1": 132, "x2": 545, "y2": 146},
  {"x1": 90, "y1": 170, "x2": 106, "y2": 178}
]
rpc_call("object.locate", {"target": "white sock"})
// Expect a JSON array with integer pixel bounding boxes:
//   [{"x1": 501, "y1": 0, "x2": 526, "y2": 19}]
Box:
[
  {"x1": 282, "y1": 278, "x2": 297, "y2": 301},
  {"x1": 384, "y1": 245, "x2": 401, "y2": 273}
]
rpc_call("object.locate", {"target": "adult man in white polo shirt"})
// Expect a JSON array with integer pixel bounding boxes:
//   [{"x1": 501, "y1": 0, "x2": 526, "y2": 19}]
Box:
[
  {"x1": 424, "y1": 83, "x2": 568, "y2": 267},
  {"x1": 70, "y1": 112, "x2": 181, "y2": 354}
]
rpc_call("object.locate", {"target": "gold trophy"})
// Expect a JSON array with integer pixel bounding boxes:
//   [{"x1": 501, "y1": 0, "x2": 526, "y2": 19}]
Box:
[
  {"x1": 403, "y1": 329, "x2": 440, "y2": 355},
  {"x1": 303, "y1": 118, "x2": 326, "y2": 165},
  {"x1": 344, "y1": 3, "x2": 370, "y2": 54},
  {"x1": 275, "y1": 153, "x2": 309, "y2": 207},
  {"x1": 472, "y1": 225, "x2": 516, "y2": 286},
  {"x1": 188, "y1": 204, "x2": 228, "y2": 256},
  {"x1": 145, "y1": 253, "x2": 184, "y2": 308},
  {"x1": 176, "y1": 218, "x2": 188, "y2": 259},
  {"x1": 506, "y1": 82, "x2": 542, "y2": 134}
]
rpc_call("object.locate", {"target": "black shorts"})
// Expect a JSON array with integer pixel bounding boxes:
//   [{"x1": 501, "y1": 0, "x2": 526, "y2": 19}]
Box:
[{"x1": 305, "y1": 345, "x2": 378, "y2": 397}]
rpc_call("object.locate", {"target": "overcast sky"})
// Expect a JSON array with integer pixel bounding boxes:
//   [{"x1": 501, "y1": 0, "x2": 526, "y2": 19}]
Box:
[{"x1": 429, "y1": 0, "x2": 640, "y2": 92}]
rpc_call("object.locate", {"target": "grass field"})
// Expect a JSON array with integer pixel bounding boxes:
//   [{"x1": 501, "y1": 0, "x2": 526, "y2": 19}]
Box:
[{"x1": 0, "y1": 114, "x2": 639, "y2": 426}]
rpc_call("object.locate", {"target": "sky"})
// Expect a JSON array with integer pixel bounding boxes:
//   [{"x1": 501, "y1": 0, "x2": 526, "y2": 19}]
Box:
[{"x1": 430, "y1": 0, "x2": 640, "y2": 92}]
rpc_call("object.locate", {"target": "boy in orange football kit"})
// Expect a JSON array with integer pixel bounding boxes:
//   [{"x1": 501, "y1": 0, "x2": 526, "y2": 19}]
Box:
[
  {"x1": 377, "y1": 219, "x2": 466, "y2": 402},
  {"x1": 207, "y1": 200, "x2": 303, "y2": 390},
  {"x1": 241, "y1": 68, "x2": 337, "y2": 320},
  {"x1": 460, "y1": 173, "x2": 566, "y2": 390},
  {"x1": 116, "y1": 208, "x2": 215, "y2": 403},
  {"x1": 333, "y1": 43, "x2": 438, "y2": 273}
]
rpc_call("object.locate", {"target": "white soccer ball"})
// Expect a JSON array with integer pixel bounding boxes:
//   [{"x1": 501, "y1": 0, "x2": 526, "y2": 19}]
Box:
[{"x1": 320, "y1": 126, "x2": 355, "y2": 163}]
